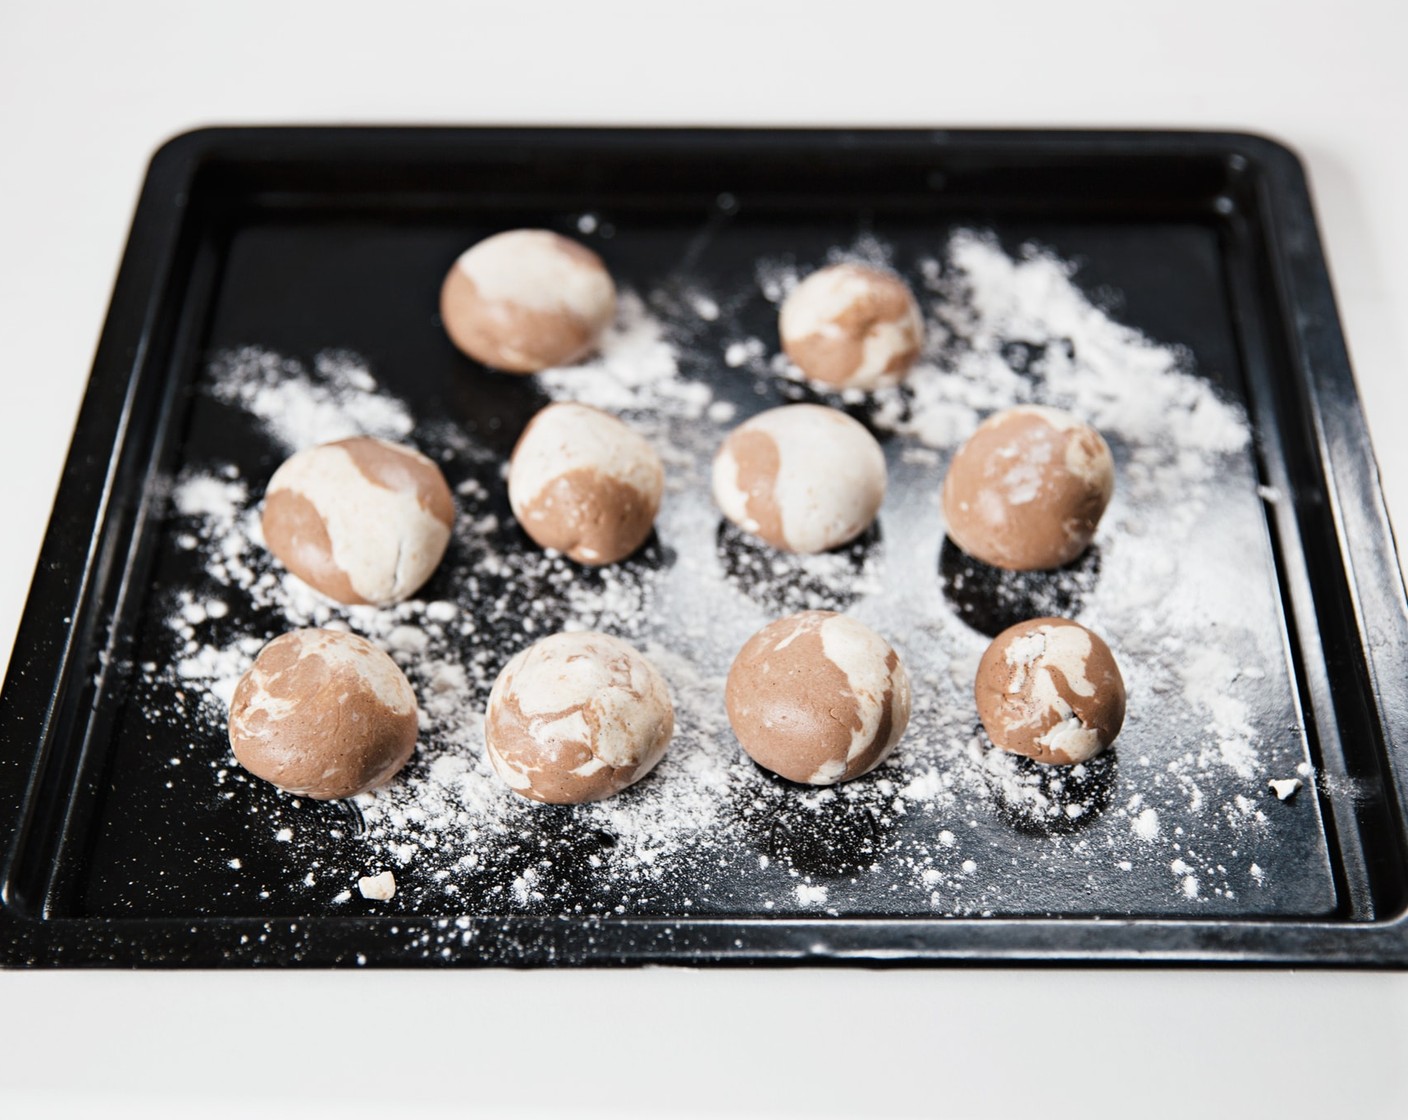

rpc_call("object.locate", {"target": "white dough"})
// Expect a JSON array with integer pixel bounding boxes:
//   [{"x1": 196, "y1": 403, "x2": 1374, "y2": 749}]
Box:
[
  {"x1": 1004, "y1": 622, "x2": 1098, "y2": 736},
  {"x1": 265, "y1": 441, "x2": 451, "y2": 605},
  {"x1": 780, "y1": 266, "x2": 885, "y2": 340},
  {"x1": 508, "y1": 402, "x2": 662, "y2": 515},
  {"x1": 1001, "y1": 623, "x2": 1106, "y2": 761},
  {"x1": 712, "y1": 404, "x2": 887, "y2": 553},
  {"x1": 358, "y1": 871, "x2": 396, "y2": 901},
  {"x1": 779, "y1": 264, "x2": 924, "y2": 391},
  {"x1": 1036, "y1": 709, "x2": 1104, "y2": 763},
  {"x1": 456, "y1": 229, "x2": 615, "y2": 328},
  {"x1": 854, "y1": 318, "x2": 920, "y2": 385},
  {"x1": 237, "y1": 628, "x2": 417, "y2": 731},
  {"x1": 817, "y1": 613, "x2": 913, "y2": 764},
  {"x1": 491, "y1": 632, "x2": 671, "y2": 771},
  {"x1": 710, "y1": 448, "x2": 754, "y2": 533}
]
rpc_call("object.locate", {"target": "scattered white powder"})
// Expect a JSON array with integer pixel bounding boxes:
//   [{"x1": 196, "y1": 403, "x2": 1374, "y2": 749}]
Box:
[
  {"x1": 870, "y1": 233, "x2": 1250, "y2": 456},
  {"x1": 510, "y1": 870, "x2": 542, "y2": 905},
  {"x1": 537, "y1": 291, "x2": 706, "y2": 422},
  {"x1": 725, "y1": 338, "x2": 766, "y2": 369},
  {"x1": 209, "y1": 348, "x2": 413, "y2": 451},
  {"x1": 174, "y1": 475, "x2": 247, "y2": 519},
  {"x1": 146, "y1": 229, "x2": 1317, "y2": 924},
  {"x1": 690, "y1": 294, "x2": 720, "y2": 322},
  {"x1": 1180, "y1": 647, "x2": 1259, "y2": 779},
  {"x1": 902, "y1": 770, "x2": 945, "y2": 802},
  {"x1": 707, "y1": 400, "x2": 737, "y2": 424}
]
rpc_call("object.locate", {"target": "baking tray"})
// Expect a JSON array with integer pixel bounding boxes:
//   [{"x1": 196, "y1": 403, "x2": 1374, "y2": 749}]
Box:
[{"x1": 2, "y1": 127, "x2": 1406, "y2": 967}]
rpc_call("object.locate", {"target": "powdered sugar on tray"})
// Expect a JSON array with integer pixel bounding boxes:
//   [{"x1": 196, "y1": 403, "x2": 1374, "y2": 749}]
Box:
[
  {"x1": 537, "y1": 291, "x2": 708, "y2": 423},
  {"x1": 146, "y1": 236, "x2": 1319, "y2": 926},
  {"x1": 209, "y1": 348, "x2": 414, "y2": 450}
]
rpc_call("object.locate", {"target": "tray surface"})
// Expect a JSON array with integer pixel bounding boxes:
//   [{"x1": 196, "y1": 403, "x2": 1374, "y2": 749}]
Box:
[{"x1": 3, "y1": 128, "x2": 1406, "y2": 966}]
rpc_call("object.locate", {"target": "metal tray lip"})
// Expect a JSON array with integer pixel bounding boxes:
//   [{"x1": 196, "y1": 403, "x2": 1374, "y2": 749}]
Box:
[
  {"x1": 3, "y1": 125, "x2": 1406, "y2": 968},
  {"x1": 147, "y1": 120, "x2": 1307, "y2": 152},
  {"x1": 1249, "y1": 139, "x2": 1408, "y2": 826},
  {"x1": 0, "y1": 125, "x2": 199, "y2": 915},
  {"x1": 2, "y1": 908, "x2": 1407, "y2": 969}
]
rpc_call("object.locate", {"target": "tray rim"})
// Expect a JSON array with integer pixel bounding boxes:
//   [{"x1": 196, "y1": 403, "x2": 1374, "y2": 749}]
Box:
[{"x1": 3, "y1": 125, "x2": 1406, "y2": 968}]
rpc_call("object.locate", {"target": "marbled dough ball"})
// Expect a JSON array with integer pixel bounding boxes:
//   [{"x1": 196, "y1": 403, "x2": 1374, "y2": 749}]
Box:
[
  {"x1": 508, "y1": 402, "x2": 664, "y2": 565},
  {"x1": 484, "y1": 631, "x2": 674, "y2": 804},
  {"x1": 975, "y1": 617, "x2": 1126, "y2": 766},
  {"x1": 228, "y1": 628, "x2": 419, "y2": 800},
  {"x1": 712, "y1": 403, "x2": 886, "y2": 553},
  {"x1": 262, "y1": 436, "x2": 455, "y2": 606},
  {"x1": 440, "y1": 229, "x2": 616, "y2": 373},
  {"x1": 725, "y1": 610, "x2": 911, "y2": 785},
  {"x1": 779, "y1": 263, "x2": 924, "y2": 390},
  {"x1": 941, "y1": 406, "x2": 1114, "y2": 571}
]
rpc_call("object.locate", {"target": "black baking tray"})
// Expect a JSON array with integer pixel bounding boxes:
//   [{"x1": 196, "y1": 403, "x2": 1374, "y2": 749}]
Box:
[{"x1": 2, "y1": 127, "x2": 1406, "y2": 967}]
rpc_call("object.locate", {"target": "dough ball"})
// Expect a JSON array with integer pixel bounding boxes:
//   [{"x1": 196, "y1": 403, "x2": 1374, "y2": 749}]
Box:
[
  {"x1": 942, "y1": 406, "x2": 1114, "y2": 570},
  {"x1": 725, "y1": 610, "x2": 911, "y2": 785},
  {"x1": 439, "y1": 229, "x2": 616, "y2": 373},
  {"x1": 484, "y1": 631, "x2": 674, "y2": 804},
  {"x1": 975, "y1": 617, "x2": 1125, "y2": 766},
  {"x1": 508, "y1": 402, "x2": 664, "y2": 565},
  {"x1": 712, "y1": 403, "x2": 886, "y2": 553},
  {"x1": 779, "y1": 263, "x2": 924, "y2": 390},
  {"x1": 262, "y1": 436, "x2": 454, "y2": 606},
  {"x1": 228, "y1": 628, "x2": 418, "y2": 800}
]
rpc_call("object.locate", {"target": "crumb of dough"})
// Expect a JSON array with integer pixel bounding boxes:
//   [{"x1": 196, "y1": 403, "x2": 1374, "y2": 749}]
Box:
[
  {"x1": 1268, "y1": 778, "x2": 1302, "y2": 801},
  {"x1": 358, "y1": 870, "x2": 397, "y2": 900}
]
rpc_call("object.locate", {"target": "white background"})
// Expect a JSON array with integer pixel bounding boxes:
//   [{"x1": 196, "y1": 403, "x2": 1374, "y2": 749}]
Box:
[{"x1": 2, "y1": 2, "x2": 1407, "y2": 1116}]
